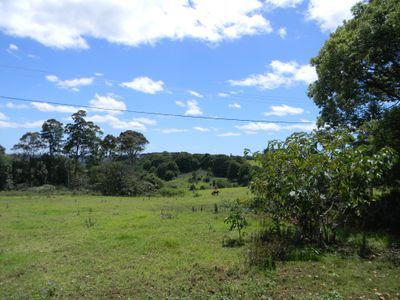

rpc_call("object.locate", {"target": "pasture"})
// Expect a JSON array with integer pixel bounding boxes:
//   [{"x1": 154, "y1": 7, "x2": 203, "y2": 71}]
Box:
[{"x1": 1, "y1": 188, "x2": 399, "y2": 299}]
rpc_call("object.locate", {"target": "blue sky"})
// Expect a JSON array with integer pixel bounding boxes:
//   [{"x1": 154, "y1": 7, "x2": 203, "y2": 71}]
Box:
[{"x1": 0, "y1": 0, "x2": 359, "y2": 155}]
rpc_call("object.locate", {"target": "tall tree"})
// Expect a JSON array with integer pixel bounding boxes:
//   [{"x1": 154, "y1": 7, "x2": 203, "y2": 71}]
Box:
[
  {"x1": 118, "y1": 130, "x2": 148, "y2": 163},
  {"x1": 308, "y1": 0, "x2": 400, "y2": 128},
  {"x1": 12, "y1": 132, "x2": 45, "y2": 187},
  {"x1": 64, "y1": 110, "x2": 102, "y2": 175},
  {"x1": 100, "y1": 134, "x2": 118, "y2": 159},
  {"x1": 12, "y1": 132, "x2": 44, "y2": 157},
  {"x1": 41, "y1": 119, "x2": 64, "y2": 156}
]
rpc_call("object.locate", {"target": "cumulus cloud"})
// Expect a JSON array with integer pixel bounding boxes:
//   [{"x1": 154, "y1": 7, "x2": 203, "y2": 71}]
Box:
[
  {"x1": 0, "y1": 111, "x2": 8, "y2": 120},
  {"x1": 235, "y1": 120, "x2": 316, "y2": 133},
  {"x1": 46, "y1": 75, "x2": 94, "y2": 91},
  {"x1": 6, "y1": 102, "x2": 29, "y2": 109},
  {"x1": 218, "y1": 92, "x2": 230, "y2": 98},
  {"x1": 264, "y1": 104, "x2": 304, "y2": 116},
  {"x1": 236, "y1": 122, "x2": 281, "y2": 132},
  {"x1": 8, "y1": 43, "x2": 18, "y2": 51},
  {"x1": 193, "y1": 126, "x2": 210, "y2": 132},
  {"x1": 87, "y1": 114, "x2": 150, "y2": 131},
  {"x1": 31, "y1": 102, "x2": 79, "y2": 113},
  {"x1": 228, "y1": 103, "x2": 241, "y2": 109},
  {"x1": 89, "y1": 94, "x2": 126, "y2": 114},
  {"x1": 121, "y1": 77, "x2": 164, "y2": 94},
  {"x1": 133, "y1": 117, "x2": 157, "y2": 125},
  {"x1": 185, "y1": 100, "x2": 203, "y2": 116},
  {"x1": 265, "y1": 0, "x2": 303, "y2": 8},
  {"x1": 217, "y1": 132, "x2": 241, "y2": 137},
  {"x1": 278, "y1": 27, "x2": 287, "y2": 39},
  {"x1": 0, "y1": 1, "x2": 272, "y2": 49},
  {"x1": 175, "y1": 100, "x2": 186, "y2": 107},
  {"x1": 6, "y1": 43, "x2": 20, "y2": 58},
  {"x1": 0, "y1": 119, "x2": 43, "y2": 129},
  {"x1": 161, "y1": 128, "x2": 188, "y2": 134},
  {"x1": 306, "y1": 0, "x2": 359, "y2": 32},
  {"x1": 188, "y1": 90, "x2": 203, "y2": 98},
  {"x1": 229, "y1": 60, "x2": 317, "y2": 89}
]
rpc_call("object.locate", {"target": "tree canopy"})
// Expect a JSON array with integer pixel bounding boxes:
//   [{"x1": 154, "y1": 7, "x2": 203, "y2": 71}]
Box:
[{"x1": 308, "y1": 0, "x2": 400, "y2": 128}]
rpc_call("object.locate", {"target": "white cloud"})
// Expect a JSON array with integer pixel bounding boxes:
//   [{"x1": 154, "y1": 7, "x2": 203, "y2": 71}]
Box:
[
  {"x1": 264, "y1": 104, "x2": 304, "y2": 116},
  {"x1": 6, "y1": 43, "x2": 20, "y2": 59},
  {"x1": 0, "y1": 111, "x2": 8, "y2": 120},
  {"x1": 229, "y1": 60, "x2": 317, "y2": 89},
  {"x1": 236, "y1": 122, "x2": 281, "y2": 132},
  {"x1": 6, "y1": 102, "x2": 29, "y2": 109},
  {"x1": 278, "y1": 27, "x2": 287, "y2": 39},
  {"x1": 0, "y1": 119, "x2": 43, "y2": 129},
  {"x1": 188, "y1": 90, "x2": 203, "y2": 98},
  {"x1": 228, "y1": 103, "x2": 241, "y2": 109},
  {"x1": 94, "y1": 72, "x2": 104, "y2": 77},
  {"x1": 0, "y1": 1, "x2": 271, "y2": 49},
  {"x1": 45, "y1": 75, "x2": 94, "y2": 91},
  {"x1": 218, "y1": 92, "x2": 230, "y2": 98},
  {"x1": 121, "y1": 77, "x2": 164, "y2": 94},
  {"x1": 31, "y1": 102, "x2": 79, "y2": 113},
  {"x1": 8, "y1": 43, "x2": 18, "y2": 51},
  {"x1": 88, "y1": 114, "x2": 148, "y2": 131},
  {"x1": 161, "y1": 128, "x2": 188, "y2": 134},
  {"x1": 193, "y1": 126, "x2": 210, "y2": 132},
  {"x1": 175, "y1": 100, "x2": 186, "y2": 107},
  {"x1": 217, "y1": 132, "x2": 241, "y2": 137},
  {"x1": 133, "y1": 117, "x2": 157, "y2": 125},
  {"x1": 265, "y1": 0, "x2": 303, "y2": 8},
  {"x1": 236, "y1": 120, "x2": 316, "y2": 133},
  {"x1": 284, "y1": 122, "x2": 316, "y2": 131},
  {"x1": 89, "y1": 94, "x2": 126, "y2": 114},
  {"x1": 27, "y1": 54, "x2": 40, "y2": 59},
  {"x1": 185, "y1": 100, "x2": 203, "y2": 116},
  {"x1": 306, "y1": 0, "x2": 359, "y2": 32}
]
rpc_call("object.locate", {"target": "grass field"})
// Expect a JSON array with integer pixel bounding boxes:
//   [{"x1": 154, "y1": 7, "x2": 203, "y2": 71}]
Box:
[{"x1": 1, "y1": 188, "x2": 399, "y2": 299}]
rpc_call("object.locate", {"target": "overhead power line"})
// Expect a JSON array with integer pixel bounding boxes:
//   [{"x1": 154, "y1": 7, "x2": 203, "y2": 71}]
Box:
[
  {"x1": 0, "y1": 95, "x2": 314, "y2": 124},
  {"x1": 0, "y1": 63, "x2": 311, "y2": 103}
]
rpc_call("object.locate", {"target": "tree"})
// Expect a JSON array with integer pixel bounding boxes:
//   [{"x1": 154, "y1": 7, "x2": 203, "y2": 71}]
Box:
[
  {"x1": 0, "y1": 145, "x2": 12, "y2": 190},
  {"x1": 250, "y1": 129, "x2": 397, "y2": 244},
  {"x1": 64, "y1": 110, "x2": 102, "y2": 176},
  {"x1": 12, "y1": 132, "x2": 44, "y2": 157},
  {"x1": 12, "y1": 132, "x2": 45, "y2": 187},
  {"x1": 100, "y1": 134, "x2": 118, "y2": 159},
  {"x1": 41, "y1": 119, "x2": 64, "y2": 156},
  {"x1": 225, "y1": 200, "x2": 248, "y2": 243},
  {"x1": 118, "y1": 130, "x2": 148, "y2": 163},
  {"x1": 308, "y1": 0, "x2": 400, "y2": 128}
]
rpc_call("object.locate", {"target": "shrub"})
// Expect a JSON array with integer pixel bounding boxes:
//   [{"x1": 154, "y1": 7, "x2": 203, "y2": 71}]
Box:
[{"x1": 158, "y1": 187, "x2": 185, "y2": 197}]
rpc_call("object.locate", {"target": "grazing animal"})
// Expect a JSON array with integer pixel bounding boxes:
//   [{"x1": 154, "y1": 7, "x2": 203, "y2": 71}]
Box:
[{"x1": 211, "y1": 190, "x2": 219, "y2": 196}]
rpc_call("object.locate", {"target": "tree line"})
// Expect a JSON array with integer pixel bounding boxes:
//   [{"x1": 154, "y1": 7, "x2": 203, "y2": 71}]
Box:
[{"x1": 0, "y1": 110, "x2": 252, "y2": 195}]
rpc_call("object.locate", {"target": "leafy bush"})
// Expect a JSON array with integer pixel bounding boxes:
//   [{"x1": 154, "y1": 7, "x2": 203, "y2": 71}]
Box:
[{"x1": 250, "y1": 129, "x2": 398, "y2": 244}]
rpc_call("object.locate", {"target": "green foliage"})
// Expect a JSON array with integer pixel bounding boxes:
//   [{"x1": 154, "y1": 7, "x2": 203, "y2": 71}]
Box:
[
  {"x1": 224, "y1": 200, "x2": 248, "y2": 242},
  {"x1": 89, "y1": 161, "x2": 157, "y2": 196},
  {"x1": 308, "y1": 0, "x2": 400, "y2": 127},
  {"x1": 64, "y1": 110, "x2": 102, "y2": 177},
  {"x1": 118, "y1": 130, "x2": 148, "y2": 163},
  {"x1": 12, "y1": 132, "x2": 44, "y2": 157},
  {"x1": 41, "y1": 119, "x2": 64, "y2": 156},
  {"x1": 250, "y1": 129, "x2": 398, "y2": 244}
]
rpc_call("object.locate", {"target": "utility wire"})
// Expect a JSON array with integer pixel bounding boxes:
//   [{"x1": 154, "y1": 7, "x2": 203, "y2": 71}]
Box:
[
  {"x1": 0, "y1": 95, "x2": 314, "y2": 124},
  {"x1": 0, "y1": 63, "x2": 311, "y2": 103}
]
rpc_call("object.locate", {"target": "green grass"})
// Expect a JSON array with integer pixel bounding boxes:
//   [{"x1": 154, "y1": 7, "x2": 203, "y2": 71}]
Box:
[{"x1": 1, "y1": 188, "x2": 399, "y2": 299}]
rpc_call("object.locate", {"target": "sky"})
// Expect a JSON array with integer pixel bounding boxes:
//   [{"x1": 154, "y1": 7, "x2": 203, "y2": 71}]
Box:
[{"x1": 0, "y1": 0, "x2": 359, "y2": 155}]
